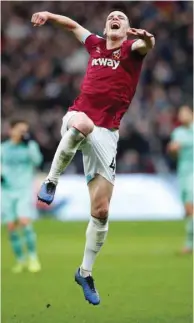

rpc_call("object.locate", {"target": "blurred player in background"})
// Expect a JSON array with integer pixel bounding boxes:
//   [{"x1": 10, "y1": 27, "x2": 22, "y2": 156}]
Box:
[
  {"x1": 168, "y1": 106, "x2": 193, "y2": 254},
  {"x1": 1, "y1": 120, "x2": 43, "y2": 273},
  {"x1": 31, "y1": 10, "x2": 155, "y2": 304}
]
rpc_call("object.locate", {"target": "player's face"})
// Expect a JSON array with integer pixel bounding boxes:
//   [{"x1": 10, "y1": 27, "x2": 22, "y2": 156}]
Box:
[
  {"x1": 178, "y1": 106, "x2": 193, "y2": 125},
  {"x1": 10, "y1": 123, "x2": 29, "y2": 141},
  {"x1": 105, "y1": 11, "x2": 129, "y2": 41}
]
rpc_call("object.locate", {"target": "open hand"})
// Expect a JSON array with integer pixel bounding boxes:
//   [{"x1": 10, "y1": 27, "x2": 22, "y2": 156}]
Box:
[
  {"x1": 31, "y1": 11, "x2": 49, "y2": 27},
  {"x1": 127, "y1": 28, "x2": 154, "y2": 40}
]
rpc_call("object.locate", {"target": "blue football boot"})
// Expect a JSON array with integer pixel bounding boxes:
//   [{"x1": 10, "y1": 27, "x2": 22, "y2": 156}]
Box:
[
  {"x1": 75, "y1": 268, "x2": 100, "y2": 305},
  {"x1": 37, "y1": 180, "x2": 56, "y2": 205}
]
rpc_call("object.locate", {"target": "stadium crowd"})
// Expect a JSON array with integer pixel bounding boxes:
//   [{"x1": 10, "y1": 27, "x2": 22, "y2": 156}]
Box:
[{"x1": 1, "y1": 1, "x2": 193, "y2": 174}]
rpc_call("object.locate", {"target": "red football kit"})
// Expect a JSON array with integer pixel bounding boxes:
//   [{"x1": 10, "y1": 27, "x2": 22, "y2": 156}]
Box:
[{"x1": 69, "y1": 34, "x2": 145, "y2": 129}]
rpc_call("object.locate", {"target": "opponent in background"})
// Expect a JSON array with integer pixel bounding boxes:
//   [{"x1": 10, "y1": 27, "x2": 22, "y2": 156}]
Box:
[
  {"x1": 1, "y1": 120, "x2": 43, "y2": 272},
  {"x1": 168, "y1": 106, "x2": 193, "y2": 254}
]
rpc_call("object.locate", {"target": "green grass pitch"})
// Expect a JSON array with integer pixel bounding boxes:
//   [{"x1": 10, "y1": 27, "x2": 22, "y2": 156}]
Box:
[{"x1": 2, "y1": 220, "x2": 193, "y2": 323}]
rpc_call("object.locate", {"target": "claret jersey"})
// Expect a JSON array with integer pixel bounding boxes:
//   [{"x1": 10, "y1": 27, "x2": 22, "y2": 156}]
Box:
[{"x1": 69, "y1": 34, "x2": 145, "y2": 129}]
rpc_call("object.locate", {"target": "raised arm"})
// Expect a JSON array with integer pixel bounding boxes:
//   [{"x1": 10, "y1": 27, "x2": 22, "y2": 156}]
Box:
[
  {"x1": 127, "y1": 28, "x2": 155, "y2": 55},
  {"x1": 31, "y1": 11, "x2": 91, "y2": 43}
]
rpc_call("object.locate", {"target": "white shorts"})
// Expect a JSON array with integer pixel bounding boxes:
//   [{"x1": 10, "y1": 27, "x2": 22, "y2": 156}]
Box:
[{"x1": 61, "y1": 111, "x2": 119, "y2": 185}]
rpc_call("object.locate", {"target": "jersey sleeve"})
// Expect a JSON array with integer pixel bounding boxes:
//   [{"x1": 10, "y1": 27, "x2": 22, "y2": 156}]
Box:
[
  {"x1": 80, "y1": 30, "x2": 92, "y2": 44},
  {"x1": 171, "y1": 128, "x2": 181, "y2": 142},
  {"x1": 28, "y1": 141, "x2": 43, "y2": 167},
  {"x1": 126, "y1": 39, "x2": 147, "y2": 61},
  {"x1": 84, "y1": 34, "x2": 104, "y2": 54},
  {"x1": 1, "y1": 142, "x2": 5, "y2": 164}
]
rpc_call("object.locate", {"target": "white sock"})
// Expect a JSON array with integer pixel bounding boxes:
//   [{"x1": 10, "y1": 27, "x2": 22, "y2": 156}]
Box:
[
  {"x1": 80, "y1": 217, "x2": 109, "y2": 277},
  {"x1": 47, "y1": 127, "x2": 85, "y2": 184}
]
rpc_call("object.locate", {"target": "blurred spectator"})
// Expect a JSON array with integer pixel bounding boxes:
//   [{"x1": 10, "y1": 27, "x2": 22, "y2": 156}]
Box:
[{"x1": 1, "y1": 1, "x2": 193, "y2": 173}]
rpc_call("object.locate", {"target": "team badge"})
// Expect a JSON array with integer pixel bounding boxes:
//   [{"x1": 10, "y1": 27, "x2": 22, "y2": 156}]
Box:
[
  {"x1": 112, "y1": 49, "x2": 121, "y2": 60},
  {"x1": 96, "y1": 47, "x2": 101, "y2": 53}
]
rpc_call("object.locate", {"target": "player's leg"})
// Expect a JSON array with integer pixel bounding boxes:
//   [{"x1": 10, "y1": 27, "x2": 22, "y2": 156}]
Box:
[
  {"x1": 75, "y1": 127, "x2": 118, "y2": 305},
  {"x1": 2, "y1": 191, "x2": 26, "y2": 273},
  {"x1": 7, "y1": 221, "x2": 26, "y2": 273},
  {"x1": 80, "y1": 175, "x2": 112, "y2": 277},
  {"x1": 181, "y1": 175, "x2": 193, "y2": 254},
  {"x1": 17, "y1": 194, "x2": 41, "y2": 272},
  {"x1": 183, "y1": 204, "x2": 193, "y2": 253},
  {"x1": 75, "y1": 175, "x2": 113, "y2": 305},
  {"x1": 38, "y1": 112, "x2": 94, "y2": 204},
  {"x1": 20, "y1": 218, "x2": 41, "y2": 272}
]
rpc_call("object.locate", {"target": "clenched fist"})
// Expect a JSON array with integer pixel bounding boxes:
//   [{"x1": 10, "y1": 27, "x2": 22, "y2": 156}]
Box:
[{"x1": 31, "y1": 11, "x2": 50, "y2": 27}]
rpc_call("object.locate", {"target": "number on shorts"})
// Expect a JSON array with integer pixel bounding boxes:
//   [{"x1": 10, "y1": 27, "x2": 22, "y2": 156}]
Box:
[{"x1": 109, "y1": 157, "x2": 116, "y2": 172}]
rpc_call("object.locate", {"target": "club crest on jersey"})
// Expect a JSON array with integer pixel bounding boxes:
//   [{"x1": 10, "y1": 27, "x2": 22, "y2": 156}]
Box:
[
  {"x1": 96, "y1": 47, "x2": 101, "y2": 53},
  {"x1": 91, "y1": 58, "x2": 120, "y2": 70},
  {"x1": 112, "y1": 49, "x2": 121, "y2": 60}
]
